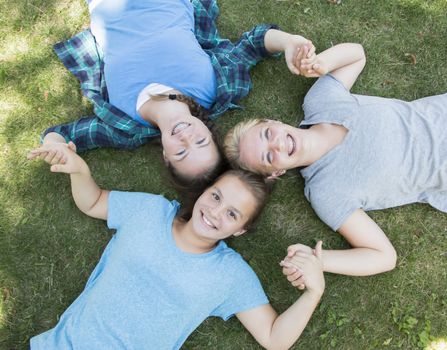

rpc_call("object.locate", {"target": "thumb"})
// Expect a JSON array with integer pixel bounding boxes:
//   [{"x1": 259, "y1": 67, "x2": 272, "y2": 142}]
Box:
[
  {"x1": 314, "y1": 241, "x2": 323, "y2": 259},
  {"x1": 287, "y1": 245, "x2": 298, "y2": 258}
]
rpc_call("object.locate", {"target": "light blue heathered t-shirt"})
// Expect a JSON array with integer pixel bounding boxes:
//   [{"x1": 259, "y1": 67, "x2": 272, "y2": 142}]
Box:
[
  {"x1": 30, "y1": 191, "x2": 268, "y2": 350},
  {"x1": 88, "y1": 0, "x2": 217, "y2": 126},
  {"x1": 300, "y1": 74, "x2": 447, "y2": 231}
]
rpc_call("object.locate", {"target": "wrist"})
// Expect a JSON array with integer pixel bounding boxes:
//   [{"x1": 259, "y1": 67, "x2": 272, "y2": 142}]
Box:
[{"x1": 305, "y1": 285, "x2": 325, "y2": 299}]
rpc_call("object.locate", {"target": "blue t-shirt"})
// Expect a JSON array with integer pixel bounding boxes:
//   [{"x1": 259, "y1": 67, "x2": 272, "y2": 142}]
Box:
[
  {"x1": 88, "y1": 0, "x2": 217, "y2": 126},
  {"x1": 30, "y1": 191, "x2": 268, "y2": 350}
]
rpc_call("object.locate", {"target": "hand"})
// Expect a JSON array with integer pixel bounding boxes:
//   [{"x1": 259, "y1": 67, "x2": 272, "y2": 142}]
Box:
[
  {"x1": 286, "y1": 241, "x2": 325, "y2": 296},
  {"x1": 280, "y1": 242, "x2": 314, "y2": 290},
  {"x1": 27, "y1": 141, "x2": 77, "y2": 165},
  {"x1": 284, "y1": 36, "x2": 316, "y2": 75},
  {"x1": 295, "y1": 46, "x2": 328, "y2": 78},
  {"x1": 27, "y1": 142, "x2": 87, "y2": 174}
]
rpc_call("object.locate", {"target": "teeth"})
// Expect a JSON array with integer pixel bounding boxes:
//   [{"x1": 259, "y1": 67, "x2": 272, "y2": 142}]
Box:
[
  {"x1": 202, "y1": 212, "x2": 215, "y2": 229},
  {"x1": 287, "y1": 135, "x2": 295, "y2": 156},
  {"x1": 172, "y1": 122, "x2": 190, "y2": 135}
]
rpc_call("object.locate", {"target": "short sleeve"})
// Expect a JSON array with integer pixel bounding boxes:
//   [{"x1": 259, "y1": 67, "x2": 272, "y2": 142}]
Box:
[
  {"x1": 302, "y1": 74, "x2": 358, "y2": 125},
  {"x1": 211, "y1": 255, "x2": 269, "y2": 321},
  {"x1": 307, "y1": 187, "x2": 359, "y2": 231},
  {"x1": 107, "y1": 191, "x2": 170, "y2": 230}
]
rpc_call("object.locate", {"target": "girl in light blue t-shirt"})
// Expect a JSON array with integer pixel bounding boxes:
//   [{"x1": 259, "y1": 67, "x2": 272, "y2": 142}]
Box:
[{"x1": 29, "y1": 142, "x2": 325, "y2": 349}]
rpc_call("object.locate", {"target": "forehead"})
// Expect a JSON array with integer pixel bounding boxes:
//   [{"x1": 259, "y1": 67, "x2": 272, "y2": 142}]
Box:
[
  {"x1": 239, "y1": 122, "x2": 268, "y2": 173},
  {"x1": 212, "y1": 175, "x2": 256, "y2": 216},
  {"x1": 174, "y1": 141, "x2": 219, "y2": 177}
]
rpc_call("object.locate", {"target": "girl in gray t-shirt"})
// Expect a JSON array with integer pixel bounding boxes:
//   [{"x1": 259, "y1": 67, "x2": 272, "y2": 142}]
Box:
[{"x1": 224, "y1": 42, "x2": 447, "y2": 277}]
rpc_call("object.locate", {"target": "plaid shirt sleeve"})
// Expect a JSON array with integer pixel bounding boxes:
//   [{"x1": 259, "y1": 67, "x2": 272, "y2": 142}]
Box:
[
  {"x1": 192, "y1": 0, "x2": 280, "y2": 117},
  {"x1": 42, "y1": 116, "x2": 156, "y2": 152}
]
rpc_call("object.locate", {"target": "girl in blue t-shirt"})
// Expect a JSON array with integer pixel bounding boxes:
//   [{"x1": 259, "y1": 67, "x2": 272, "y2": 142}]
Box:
[
  {"x1": 29, "y1": 142, "x2": 325, "y2": 349},
  {"x1": 35, "y1": 0, "x2": 317, "y2": 197}
]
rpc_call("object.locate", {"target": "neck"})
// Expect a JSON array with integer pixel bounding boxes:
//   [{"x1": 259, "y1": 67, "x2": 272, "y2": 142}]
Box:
[
  {"x1": 172, "y1": 218, "x2": 217, "y2": 254},
  {"x1": 297, "y1": 123, "x2": 348, "y2": 167},
  {"x1": 139, "y1": 99, "x2": 192, "y2": 134},
  {"x1": 293, "y1": 126, "x2": 341, "y2": 167}
]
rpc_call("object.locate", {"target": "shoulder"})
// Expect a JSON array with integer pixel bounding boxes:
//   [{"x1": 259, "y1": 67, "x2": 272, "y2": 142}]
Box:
[
  {"x1": 304, "y1": 184, "x2": 358, "y2": 231},
  {"x1": 109, "y1": 191, "x2": 178, "y2": 216},
  {"x1": 216, "y1": 244, "x2": 260, "y2": 283},
  {"x1": 303, "y1": 74, "x2": 356, "y2": 120}
]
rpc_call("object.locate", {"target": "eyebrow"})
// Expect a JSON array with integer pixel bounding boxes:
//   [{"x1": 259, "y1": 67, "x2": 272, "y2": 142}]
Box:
[{"x1": 214, "y1": 186, "x2": 244, "y2": 219}]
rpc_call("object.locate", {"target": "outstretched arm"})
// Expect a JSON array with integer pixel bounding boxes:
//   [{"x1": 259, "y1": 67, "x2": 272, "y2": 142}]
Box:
[
  {"x1": 284, "y1": 210, "x2": 397, "y2": 276},
  {"x1": 237, "y1": 243, "x2": 324, "y2": 350},
  {"x1": 297, "y1": 43, "x2": 366, "y2": 90},
  {"x1": 28, "y1": 143, "x2": 109, "y2": 220}
]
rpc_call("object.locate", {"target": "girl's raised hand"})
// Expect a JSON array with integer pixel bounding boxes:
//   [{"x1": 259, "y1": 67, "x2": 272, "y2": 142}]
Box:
[{"x1": 27, "y1": 142, "x2": 87, "y2": 174}]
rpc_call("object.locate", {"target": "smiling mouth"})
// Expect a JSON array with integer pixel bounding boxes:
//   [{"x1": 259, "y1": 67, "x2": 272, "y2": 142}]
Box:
[
  {"x1": 287, "y1": 134, "x2": 296, "y2": 156},
  {"x1": 201, "y1": 210, "x2": 217, "y2": 230},
  {"x1": 171, "y1": 122, "x2": 191, "y2": 136}
]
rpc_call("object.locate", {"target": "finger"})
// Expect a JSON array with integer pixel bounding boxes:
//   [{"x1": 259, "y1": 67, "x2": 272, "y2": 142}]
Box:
[
  {"x1": 44, "y1": 150, "x2": 57, "y2": 164},
  {"x1": 68, "y1": 141, "x2": 77, "y2": 152},
  {"x1": 38, "y1": 152, "x2": 49, "y2": 161},
  {"x1": 50, "y1": 150, "x2": 63, "y2": 165},
  {"x1": 298, "y1": 284, "x2": 305, "y2": 290},
  {"x1": 315, "y1": 240, "x2": 323, "y2": 259},
  {"x1": 287, "y1": 246, "x2": 300, "y2": 258},
  {"x1": 287, "y1": 271, "x2": 303, "y2": 282},
  {"x1": 50, "y1": 164, "x2": 68, "y2": 173},
  {"x1": 292, "y1": 277, "x2": 306, "y2": 287},
  {"x1": 307, "y1": 44, "x2": 316, "y2": 58}
]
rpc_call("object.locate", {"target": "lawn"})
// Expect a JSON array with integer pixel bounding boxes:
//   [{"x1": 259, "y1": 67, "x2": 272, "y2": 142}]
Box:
[{"x1": 1, "y1": 0, "x2": 446, "y2": 349}]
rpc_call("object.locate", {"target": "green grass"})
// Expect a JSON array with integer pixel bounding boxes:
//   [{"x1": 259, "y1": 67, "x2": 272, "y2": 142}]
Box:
[{"x1": 1, "y1": 0, "x2": 447, "y2": 349}]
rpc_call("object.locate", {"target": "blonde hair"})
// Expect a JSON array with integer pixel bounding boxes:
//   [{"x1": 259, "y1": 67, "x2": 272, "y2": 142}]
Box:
[{"x1": 223, "y1": 118, "x2": 267, "y2": 174}]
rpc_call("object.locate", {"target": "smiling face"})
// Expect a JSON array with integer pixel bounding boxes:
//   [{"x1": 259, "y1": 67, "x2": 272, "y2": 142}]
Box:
[
  {"x1": 190, "y1": 174, "x2": 257, "y2": 241},
  {"x1": 161, "y1": 116, "x2": 220, "y2": 178},
  {"x1": 238, "y1": 120, "x2": 302, "y2": 175}
]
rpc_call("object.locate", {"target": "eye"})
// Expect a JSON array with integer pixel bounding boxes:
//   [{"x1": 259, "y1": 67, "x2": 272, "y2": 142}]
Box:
[
  {"x1": 267, "y1": 151, "x2": 272, "y2": 164},
  {"x1": 264, "y1": 127, "x2": 270, "y2": 140},
  {"x1": 228, "y1": 210, "x2": 237, "y2": 220},
  {"x1": 175, "y1": 148, "x2": 186, "y2": 156},
  {"x1": 212, "y1": 192, "x2": 220, "y2": 201},
  {"x1": 196, "y1": 137, "x2": 206, "y2": 145}
]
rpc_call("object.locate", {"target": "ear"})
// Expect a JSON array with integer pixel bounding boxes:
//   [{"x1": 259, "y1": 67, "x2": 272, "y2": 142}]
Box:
[
  {"x1": 233, "y1": 229, "x2": 247, "y2": 237},
  {"x1": 162, "y1": 149, "x2": 168, "y2": 163},
  {"x1": 267, "y1": 169, "x2": 286, "y2": 180}
]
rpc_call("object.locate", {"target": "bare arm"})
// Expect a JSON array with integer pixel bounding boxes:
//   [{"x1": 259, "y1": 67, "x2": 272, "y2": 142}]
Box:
[
  {"x1": 284, "y1": 210, "x2": 397, "y2": 276},
  {"x1": 322, "y1": 209, "x2": 397, "y2": 275},
  {"x1": 237, "y1": 244, "x2": 324, "y2": 350},
  {"x1": 298, "y1": 43, "x2": 366, "y2": 90},
  {"x1": 28, "y1": 143, "x2": 109, "y2": 220}
]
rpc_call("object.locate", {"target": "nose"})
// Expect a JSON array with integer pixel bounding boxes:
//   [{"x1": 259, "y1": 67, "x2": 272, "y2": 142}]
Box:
[
  {"x1": 271, "y1": 135, "x2": 284, "y2": 152},
  {"x1": 209, "y1": 204, "x2": 223, "y2": 221},
  {"x1": 179, "y1": 127, "x2": 195, "y2": 144}
]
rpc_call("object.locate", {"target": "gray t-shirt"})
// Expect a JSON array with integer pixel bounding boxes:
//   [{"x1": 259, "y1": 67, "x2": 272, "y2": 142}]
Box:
[{"x1": 300, "y1": 74, "x2": 447, "y2": 231}]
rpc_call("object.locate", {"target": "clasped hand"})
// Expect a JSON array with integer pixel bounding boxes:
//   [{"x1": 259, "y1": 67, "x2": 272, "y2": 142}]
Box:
[{"x1": 280, "y1": 241, "x2": 325, "y2": 295}]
